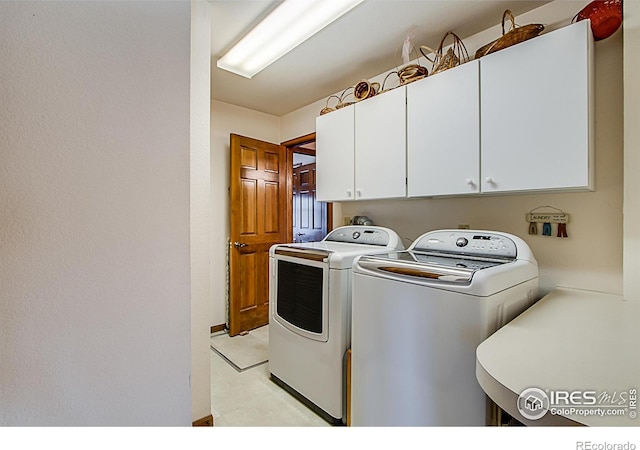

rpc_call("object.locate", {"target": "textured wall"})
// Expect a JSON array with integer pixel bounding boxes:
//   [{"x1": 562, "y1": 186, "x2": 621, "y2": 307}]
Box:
[
  {"x1": 624, "y1": 0, "x2": 640, "y2": 300},
  {"x1": 191, "y1": 0, "x2": 213, "y2": 423},
  {"x1": 0, "y1": 1, "x2": 191, "y2": 425}
]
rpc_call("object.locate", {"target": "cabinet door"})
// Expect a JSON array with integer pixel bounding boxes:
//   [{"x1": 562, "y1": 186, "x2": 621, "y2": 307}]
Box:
[
  {"x1": 354, "y1": 86, "x2": 407, "y2": 200},
  {"x1": 316, "y1": 104, "x2": 355, "y2": 202},
  {"x1": 480, "y1": 20, "x2": 593, "y2": 193},
  {"x1": 407, "y1": 60, "x2": 480, "y2": 197}
]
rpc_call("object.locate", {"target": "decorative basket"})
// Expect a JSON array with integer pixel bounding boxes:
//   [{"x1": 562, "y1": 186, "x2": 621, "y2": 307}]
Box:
[
  {"x1": 398, "y1": 63, "x2": 428, "y2": 85},
  {"x1": 320, "y1": 95, "x2": 342, "y2": 115},
  {"x1": 474, "y1": 10, "x2": 544, "y2": 59},
  {"x1": 319, "y1": 87, "x2": 355, "y2": 115},
  {"x1": 420, "y1": 31, "x2": 469, "y2": 76},
  {"x1": 573, "y1": 0, "x2": 622, "y2": 41},
  {"x1": 354, "y1": 80, "x2": 381, "y2": 101}
]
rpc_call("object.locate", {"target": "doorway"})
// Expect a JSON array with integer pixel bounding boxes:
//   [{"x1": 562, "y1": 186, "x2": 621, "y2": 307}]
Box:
[
  {"x1": 292, "y1": 146, "x2": 329, "y2": 243},
  {"x1": 284, "y1": 133, "x2": 333, "y2": 243}
]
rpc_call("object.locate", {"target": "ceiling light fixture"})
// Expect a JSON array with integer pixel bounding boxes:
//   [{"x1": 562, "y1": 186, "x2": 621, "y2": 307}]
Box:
[{"x1": 217, "y1": 0, "x2": 364, "y2": 79}]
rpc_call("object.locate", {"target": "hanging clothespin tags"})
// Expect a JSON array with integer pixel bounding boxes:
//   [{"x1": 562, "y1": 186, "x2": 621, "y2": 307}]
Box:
[{"x1": 526, "y1": 206, "x2": 570, "y2": 238}]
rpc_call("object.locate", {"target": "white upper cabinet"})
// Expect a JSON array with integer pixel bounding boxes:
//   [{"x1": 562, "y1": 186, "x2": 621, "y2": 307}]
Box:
[
  {"x1": 407, "y1": 60, "x2": 480, "y2": 197},
  {"x1": 480, "y1": 20, "x2": 594, "y2": 193},
  {"x1": 316, "y1": 21, "x2": 594, "y2": 202},
  {"x1": 316, "y1": 104, "x2": 355, "y2": 202},
  {"x1": 316, "y1": 86, "x2": 406, "y2": 202},
  {"x1": 354, "y1": 86, "x2": 407, "y2": 200}
]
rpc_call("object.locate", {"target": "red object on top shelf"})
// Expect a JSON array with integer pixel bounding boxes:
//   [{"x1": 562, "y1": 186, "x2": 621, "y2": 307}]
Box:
[{"x1": 574, "y1": 0, "x2": 622, "y2": 41}]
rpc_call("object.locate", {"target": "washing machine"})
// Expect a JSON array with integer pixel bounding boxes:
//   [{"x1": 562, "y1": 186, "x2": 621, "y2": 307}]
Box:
[
  {"x1": 350, "y1": 229, "x2": 538, "y2": 426},
  {"x1": 269, "y1": 225, "x2": 404, "y2": 424}
]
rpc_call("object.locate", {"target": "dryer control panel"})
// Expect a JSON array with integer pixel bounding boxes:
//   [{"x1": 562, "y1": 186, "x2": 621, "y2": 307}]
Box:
[
  {"x1": 411, "y1": 230, "x2": 518, "y2": 259},
  {"x1": 324, "y1": 226, "x2": 394, "y2": 246}
]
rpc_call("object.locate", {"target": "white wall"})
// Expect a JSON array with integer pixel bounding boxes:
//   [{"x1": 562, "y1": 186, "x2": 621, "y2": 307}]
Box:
[
  {"x1": 191, "y1": 0, "x2": 213, "y2": 423},
  {"x1": 210, "y1": 101, "x2": 280, "y2": 326},
  {"x1": 0, "y1": 1, "x2": 191, "y2": 425},
  {"x1": 624, "y1": 0, "x2": 640, "y2": 301},
  {"x1": 281, "y1": 1, "x2": 623, "y2": 298}
]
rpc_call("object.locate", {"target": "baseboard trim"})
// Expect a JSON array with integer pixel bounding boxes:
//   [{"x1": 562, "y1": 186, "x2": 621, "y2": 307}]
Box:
[
  {"x1": 192, "y1": 414, "x2": 214, "y2": 427},
  {"x1": 210, "y1": 324, "x2": 225, "y2": 334}
]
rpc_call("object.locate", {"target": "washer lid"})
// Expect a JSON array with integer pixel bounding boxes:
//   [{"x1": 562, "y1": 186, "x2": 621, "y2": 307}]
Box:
[{"x1": 355, "y1": 251, "x2": 510, "y2": 284}]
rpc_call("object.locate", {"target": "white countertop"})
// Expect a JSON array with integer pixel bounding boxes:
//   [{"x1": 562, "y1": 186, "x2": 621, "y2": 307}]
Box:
[{"x1": 476, "y1": 287, "x2": 640, "y2": 426}]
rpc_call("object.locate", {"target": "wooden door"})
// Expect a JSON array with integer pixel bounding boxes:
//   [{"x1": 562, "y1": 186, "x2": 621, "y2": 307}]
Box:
[
  {"x1": 292, "y1": 162, "x2": 327, "y2": 243},
  {"x1": 229, "y1": 134, "x2": 288, "y2": 336}
]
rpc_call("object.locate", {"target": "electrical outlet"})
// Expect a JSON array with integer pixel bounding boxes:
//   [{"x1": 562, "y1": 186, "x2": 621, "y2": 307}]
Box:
[
  {"x1": 344, "y1": 216, "x2": 351, "y2": 226},
  {"x1": 458, "y1": 224, "x2": 470, "y2": 229}
]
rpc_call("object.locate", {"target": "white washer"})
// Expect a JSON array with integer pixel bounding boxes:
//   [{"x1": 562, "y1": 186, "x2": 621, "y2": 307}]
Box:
[
  {"x1": 269, "y1": 225, "x2": 404, "y2": 424},
  {"x1": 350, "y1": 229, "x2": 538, "y2": 426}
]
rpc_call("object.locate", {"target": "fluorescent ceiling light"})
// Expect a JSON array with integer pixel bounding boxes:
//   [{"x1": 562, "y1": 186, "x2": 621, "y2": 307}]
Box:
[{"x1": 217, "y1": 0, "x2": 364, "y2": 79}]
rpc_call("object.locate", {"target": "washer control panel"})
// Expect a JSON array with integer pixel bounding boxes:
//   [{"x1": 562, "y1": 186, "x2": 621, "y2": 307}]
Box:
[{"x1": 412, "y1": 230, "x2": 518, "y2": 259}]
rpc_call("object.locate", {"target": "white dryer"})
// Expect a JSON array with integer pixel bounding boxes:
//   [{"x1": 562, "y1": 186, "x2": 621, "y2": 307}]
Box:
[
  {"x1": 350, "y1": 229, "x2": 539, "y2": 426},
  {"x1": 269, "y1": 225, "x2": 404, "y2": 424}
]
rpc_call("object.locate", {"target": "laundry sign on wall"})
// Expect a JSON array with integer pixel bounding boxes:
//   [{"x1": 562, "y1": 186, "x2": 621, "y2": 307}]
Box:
[{"x1": 526, "y1": 206, "x2": 570, "y2": 238}]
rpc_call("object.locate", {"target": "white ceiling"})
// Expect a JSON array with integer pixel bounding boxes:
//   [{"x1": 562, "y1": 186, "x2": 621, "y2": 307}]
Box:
[{"x1": 211, "y1": 0, "x2": 550, "y2": 116}]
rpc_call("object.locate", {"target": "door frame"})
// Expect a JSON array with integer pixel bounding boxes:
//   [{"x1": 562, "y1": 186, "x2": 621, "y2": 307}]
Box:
[{"x1": 282, "y1": 132, "x2": 333, "y2": 241}]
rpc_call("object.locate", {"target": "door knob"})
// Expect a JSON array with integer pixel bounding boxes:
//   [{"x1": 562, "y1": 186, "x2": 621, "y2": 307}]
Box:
[{"x1": 234, "y1": 242, "x2": 247, "y2": 248}]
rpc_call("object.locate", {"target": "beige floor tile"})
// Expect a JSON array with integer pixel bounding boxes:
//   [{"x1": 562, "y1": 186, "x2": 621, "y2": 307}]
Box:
[{"x1": 211, "y1": 338, "x2": 331, "y2": 427}]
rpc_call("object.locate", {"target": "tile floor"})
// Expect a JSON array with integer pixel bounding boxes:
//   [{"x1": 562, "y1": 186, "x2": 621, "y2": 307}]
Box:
[{"x1": 210, "y1": 330, "x2": 330, "y2": 427}]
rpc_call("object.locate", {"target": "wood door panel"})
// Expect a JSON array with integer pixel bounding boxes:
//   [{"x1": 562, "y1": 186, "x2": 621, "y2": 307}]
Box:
[
  {"x1": 241, "y1": 146, "x2": 257, "y2": 169},
  {"x1": 301, "y1": 192, "x2": 311, "y2": 229},
  {"x1": 236, "y1": 250, "x2": 269, "y2": 324},
  {"x1": 263, "y1": 181, "x2": 281, "y2": 234},
  {"x1": 313, "y1": 191, "x2": 324, "y2": 230},
  {"x1": 264, "y1": 150, "x2": 281, "y2": 173},
  {"x1": 239, "y1": 252, "x2": 257, "y2": 310},
  {"x1": 240, "y1": 179, "x2": 257, "y2": 236}
]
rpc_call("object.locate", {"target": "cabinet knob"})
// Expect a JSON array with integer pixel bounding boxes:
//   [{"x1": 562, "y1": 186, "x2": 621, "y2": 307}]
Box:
[
  {"x1": 485, "y1": 177, "x2": 495, "y2": 184},
  {"x1": 347, "y1": 189, "x2": 353, "y2": 197},
  {"x1": 466, "y1": 178, "x2": 475, "y2": 186},
  {"x1": 356, "y1": 189, "x2": 362, "y2": 197}
]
